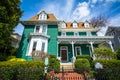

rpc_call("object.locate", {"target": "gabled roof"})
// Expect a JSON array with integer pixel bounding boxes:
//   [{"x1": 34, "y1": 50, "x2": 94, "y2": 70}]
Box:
[
  {"x1": 64, "y1": 22, "x2": 94, "y2": 29},
  {"x1": 105, "y1": 26, "x2": 120, "y2": 35},
  {"x1": 29, "y1": 14, "x2": 57, "y2": 21}
]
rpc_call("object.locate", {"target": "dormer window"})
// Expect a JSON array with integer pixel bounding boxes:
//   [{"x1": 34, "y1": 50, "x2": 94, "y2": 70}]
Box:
[
  {"x1": 84, "y1": 20, "x2": 90, "y2": 28},
  {"x1": 73, "y1": 21, "x2": 78, "y2": 28},
  {"x1": 38, "y1": 11, "x2": 47, "y2": 20},
  {"x1": 61, "y1": 21, "x2": 66, "y2": 28}
]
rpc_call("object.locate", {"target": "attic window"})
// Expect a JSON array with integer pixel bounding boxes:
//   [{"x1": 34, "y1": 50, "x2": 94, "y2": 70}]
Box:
[
  {"x1": 39, "y1": 12, "x2": 47, "y2": 20},
  {"x1": 73, "y1": 22, "x2": 78, "y2": 28},
  {"x1": 84, "y1": 22, "x2": 89, "y2": 28},
  {"x1": 61, "y1": 22, "x2": 66, "y2": 28}
]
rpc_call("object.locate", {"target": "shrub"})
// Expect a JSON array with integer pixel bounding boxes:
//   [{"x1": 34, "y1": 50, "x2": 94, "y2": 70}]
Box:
[
  {"x1": 94, "y1": 47, "x2": 116, "y2": 60},
  {"x1": 92, "y1": 60, "x2": 120, "y2": 68},
  {"x1": 8, "y1": 58, "x2": 26, "y2": 62},
  {"x1": 48, "y1": 55, "x2": 60, "y2": 73},
  {"x1": 76, "y1": 55, "x2": 92, "y2": 63},
  {"x1": 6, "y1": 56, "x2": 16, "y2": 60},
  {"x1": 0, "y1": 61, "x2": 44, "y2": 80},
  {"x1": 74, "y1": 59, "x2": 90, "y2": 73},
  {"x1": 116, "y1": 48, "x2": 120, "y2": 60}
]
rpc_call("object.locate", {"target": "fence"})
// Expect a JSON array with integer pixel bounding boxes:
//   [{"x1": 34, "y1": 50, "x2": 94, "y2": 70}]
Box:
[{"x1": 0, "y1": 67, "x2": 120, "y2": 80}]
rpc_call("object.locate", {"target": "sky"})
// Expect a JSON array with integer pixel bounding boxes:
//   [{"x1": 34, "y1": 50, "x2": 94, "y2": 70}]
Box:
[{"x1": 15, "y1": 0, "x2": 120, "y2": 35}]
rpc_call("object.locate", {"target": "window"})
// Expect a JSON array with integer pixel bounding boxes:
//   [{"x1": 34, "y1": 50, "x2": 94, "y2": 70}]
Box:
[
  {"x1": 75, "y1": 47, "x2": 81, "y2": 56},
  {"x1": 111, "y1": 32, "x2": 116, "y2": 36},
  {"x1": 41, "y1": 42, "x2": 45, "y2": 52},
  {"x1": 42, "y1": 25, "x2": 47, "y2": 33},
  {"x1": 61, "y1": 21, "x2": 66, "y2": 28},
  {"x1": 35, "y1": 26, "x2": 40, "y2": 33},
  {"x1": 73, "y1": 23, "x2": 78, "y2": 28},
  {"x1": 74, "y1": 32, "x2": 78, "y2": 36},
  {"x1": 35, "y1": 25, "x2": 47, "y2": 34},
  {"x1": 32, "y1": 41, "x2": 37, "y2": 51},
  {"x1": 39, "y1": 12, "x2": 47, "y2": 20},
  {"x1": 61, "y1": 32, "x2": 66, "y2": 36}
]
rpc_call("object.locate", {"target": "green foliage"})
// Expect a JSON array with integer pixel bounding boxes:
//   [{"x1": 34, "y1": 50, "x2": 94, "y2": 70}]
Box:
[
  {"x1": 48, "y1": 55, "x2": 60, "y2": 73},
  {"x1": 0, "y1": 0, "x2": 22, "y2": 56},
  {"x1": 49, "y1": 55, "x2": 56, "y2": 58},
  {"x1": 74, "y1": 59, "x2": 90, "y2": 73},
  {"x1": 6, "y1": 56, "x2": 16, "y2": 60},
  {"x1": 0, "y1": 61, "x2": 44, "y2": 80},
  {"x1": 116, "y1": 48, "x2": 120, "y2": 60},
  {"x1": 76, "y1": 55, "x2": 92, "y2": 63},
  {"x1": 9, "y1": 58, "x2": 26, "y2": 62},
  {"x1": 94, "y1": 47, "x2": 116, "y2": 60},
  {"x1": 92, "y1": 60, "x2": 120, "y2": 68},
  {"x1": 0, "y1": 53, "x2": 7, "y2": 61}
]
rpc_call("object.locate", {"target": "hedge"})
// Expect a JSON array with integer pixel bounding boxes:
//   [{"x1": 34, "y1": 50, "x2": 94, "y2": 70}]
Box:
[
  {"x1": 0, "y1": 61, "x2": 44, "y2": 80},
  {"x1": 76, "y1": 55, "x2": 92, "y2": 64},
  {"x1": 92, "y1": 60, "x2": 120, "y2": 68},
  {"x1": 74, "y1": 59, "x2": 90, "y2": 73}
]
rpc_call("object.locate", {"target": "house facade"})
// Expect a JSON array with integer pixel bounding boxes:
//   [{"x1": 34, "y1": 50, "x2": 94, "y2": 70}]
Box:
[
  {"x1": 106, "y1": 26, "x2": 120, "y2": 51},
  {"x1": 18, "y1": 11, "x2": 114, "y2": 62}
]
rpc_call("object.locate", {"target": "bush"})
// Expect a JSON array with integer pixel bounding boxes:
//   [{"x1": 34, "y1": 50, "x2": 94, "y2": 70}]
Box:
[
  {"x1": 116, "y1": 48, "x2": 120, "y2": 60},
  {"x1": 6, "y1": 56, "x2": 16, "y2": 60},
  {"x1": 48, "y1": 55, "x2": 60, "y2": 73},
  {"x1": 76, "y1": 55, "x2": 92, "y2": 63},
  {"x1": 74, "y1": 59, "x2": 90, "y2": 73},
  {"x1": 92, "y1": 60, "x2": 120, "y2": 68},
  {"x1": 0, "y1": 61, "x2": 44, "y2": 80}
]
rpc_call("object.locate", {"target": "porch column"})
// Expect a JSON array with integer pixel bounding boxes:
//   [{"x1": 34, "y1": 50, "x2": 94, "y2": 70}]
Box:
[
  {"x1": 57, "y1": 41, "x2": 61, "y2": 62},
  {"x1": 71, "y1": 41, "x2": 75, "y2": 57},
  {"x1": 107, "y1": 41, "x2": 114, "y2": 52},
  {"x1": 89, "y1": 41, "x2": 94, "y2": 52}
]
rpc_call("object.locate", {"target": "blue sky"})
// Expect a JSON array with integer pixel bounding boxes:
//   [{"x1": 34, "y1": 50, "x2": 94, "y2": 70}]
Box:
[{"x1": 15, "y1": 0, "x2": 120, "y2": 35}]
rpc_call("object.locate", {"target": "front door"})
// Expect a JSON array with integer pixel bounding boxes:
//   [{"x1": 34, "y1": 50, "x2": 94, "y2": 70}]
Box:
[{"x1": 61, "y1": 50, "x2": 67, "y2": 61}]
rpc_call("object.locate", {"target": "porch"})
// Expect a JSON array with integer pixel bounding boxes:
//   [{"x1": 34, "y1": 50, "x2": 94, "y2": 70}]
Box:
[{"x1": 57, "y1": 36, "x2": 114, "y2": 63}]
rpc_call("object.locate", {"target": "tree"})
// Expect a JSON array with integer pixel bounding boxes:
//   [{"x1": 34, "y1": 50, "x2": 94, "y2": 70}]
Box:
[
  {"x1": 0, "y1": 0, "x2": 22, "y2": 56},
  {"x1": 116, "y1": 48, "x2": 120, "y2": 60},
  {"x1": 94, "y1": 47, "x2": 116, "y2": 60},
  {"x1": 90, "y1": 15, "x2": 108, "y2": 28}
]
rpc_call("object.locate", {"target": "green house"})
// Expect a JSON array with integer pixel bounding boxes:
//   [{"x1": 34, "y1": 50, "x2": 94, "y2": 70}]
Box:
[{"x1": 18, "y1": 10, "x2": 114, "y2": 62}]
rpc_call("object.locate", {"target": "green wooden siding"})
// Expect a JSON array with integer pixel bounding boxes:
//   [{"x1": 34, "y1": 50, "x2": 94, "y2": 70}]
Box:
[
  {"x1": 79, "y1": 32, "x2": 86, "y2": 36},
  {"x1": 47, "y1": 25, "x2": 58, "y2": 55},
  {"x1": 66, "y1": 32, "x2": 74, "y2": 36},
  {"x1": 17, "y1": 25, "x2": 34, "y2": 60},
  {"x1": 91, "y1": 32, "x2": 97, "y2": 36}
]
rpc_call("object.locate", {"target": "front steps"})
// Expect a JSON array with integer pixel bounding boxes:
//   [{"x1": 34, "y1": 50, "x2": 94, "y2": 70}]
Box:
[{"x1": 60, "y1": 63, "x2": 75, "y2": 72}]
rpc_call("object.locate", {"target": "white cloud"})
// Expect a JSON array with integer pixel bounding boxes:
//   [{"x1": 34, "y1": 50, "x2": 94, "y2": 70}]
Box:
[
  {"x1": 109, "y1": 14, "x2": 120, "y2": 26},
  {"x1": 106, "y1": 0, "x2": 120, "y2": 2},
  {"x1": 72, "y1": 2, "x2": 90, "y2": 21},
  {"x1": 92, "y1": 0, "x2": 97, "y2": 3},
  {"x1": 40, "y1": 0, "x2": 74, "y2": 21}
]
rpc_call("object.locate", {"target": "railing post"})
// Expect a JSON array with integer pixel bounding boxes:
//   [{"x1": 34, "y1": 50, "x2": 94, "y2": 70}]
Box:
[{"x1": 62, "y1": 66, "x2": 64, "y2": 80}]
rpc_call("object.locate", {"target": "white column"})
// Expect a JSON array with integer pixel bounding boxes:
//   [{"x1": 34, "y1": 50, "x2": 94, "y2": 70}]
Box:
[
  {"x1": 89, "y1": 41, "x2": 94, "y2": 52},
  {"x1": 107, "y1": 41, "x2": 114, "y2": 52},
  {"x1": 71, "y1": 41, "x2": 75, "y2": 57},
  {"x1": 57, "y1": 41, "x2": 61, "y2": 62}
]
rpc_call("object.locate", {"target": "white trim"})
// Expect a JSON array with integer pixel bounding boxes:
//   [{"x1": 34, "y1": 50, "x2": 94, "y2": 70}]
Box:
[
  {"x1": 61, "y1": 32, "x2": 66, "y2": 36},
  {"x1": 73, "y1": 23, "x2": 78, "y2": 28},
  {"x1": 75, "y1": 46, "x2": 82, "y2": 56},
  {"x1": 74, "y1": 32, "x2": 79, "y2": 36},
  {"x1": 89, "y1": 46, "x2": 92, "y2": 56},
  {"x1": 34, "y1": 24, "x2": 47, "y2": 34},
  {"x1": 60, "y1": 46, "x2": 68, "y2": 61}
]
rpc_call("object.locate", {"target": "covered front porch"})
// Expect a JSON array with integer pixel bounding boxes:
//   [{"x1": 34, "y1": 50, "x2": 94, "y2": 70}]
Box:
[{"x1": 57, "y1": 36, "x2": 114, "y2": 63}]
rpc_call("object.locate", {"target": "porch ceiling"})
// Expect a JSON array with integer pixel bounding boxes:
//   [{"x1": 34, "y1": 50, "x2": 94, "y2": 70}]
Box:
[{"x1": 57, "y1": 36, "x2": 113, "y2": 44}]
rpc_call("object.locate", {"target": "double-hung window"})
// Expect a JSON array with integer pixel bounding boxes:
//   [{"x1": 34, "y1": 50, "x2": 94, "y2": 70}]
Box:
[
  {"x1": 32, "y1": 41, "x2": 37, "y2": 51},
  {"x1": 41, "y1": 42, "x2": 45, "y2": 52}
]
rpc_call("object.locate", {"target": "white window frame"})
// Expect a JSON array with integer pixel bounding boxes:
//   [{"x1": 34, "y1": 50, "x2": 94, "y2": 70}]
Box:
[
  {"x1": 61, "y1": 32, "x2": 66, "y2": 36},
  {"x1": 84, "y1": 23, "x2": 89, "y2": 28},
  {"x1": 75, "y1": 46, "x2": 82, "y2": 56},
  {"x1": 61, "y1": 22, "x2": 66, "y2": 28},
  {"x1": 34, "y1": 24, "x2": 47, "y2": 34},
  {"x1": 60, "y1": 46, "x2": 68, "y2": 61},
  {"x1": 73, "y1": 23, "x2": 78, "y2": 28},
  {"x1": 39, "y1": 13, "x2": 47, "y2": 20},
  {"x1": 74, "y1": 32, "x2": 78, "y2": 36},
  {"x1": 111, "y1": 32, "x2": 116, "y2": 36},
  {"x1": 41, "y1": 42, "x2": 45, "y2": 52}
]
